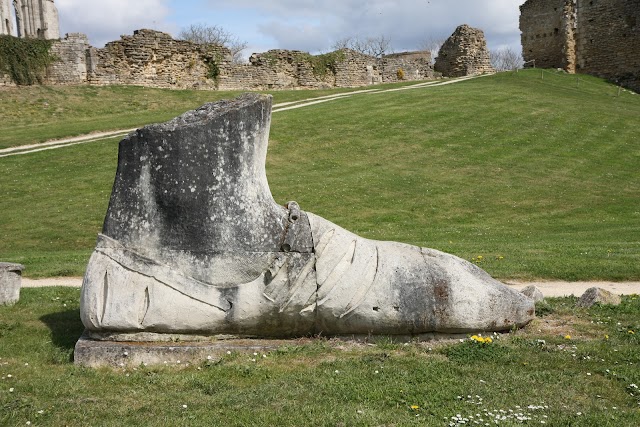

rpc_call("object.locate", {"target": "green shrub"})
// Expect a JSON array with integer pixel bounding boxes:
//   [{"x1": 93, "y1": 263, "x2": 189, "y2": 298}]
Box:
[{"x1": 0, "y1": 35, "x2": 55, "y2": 85}]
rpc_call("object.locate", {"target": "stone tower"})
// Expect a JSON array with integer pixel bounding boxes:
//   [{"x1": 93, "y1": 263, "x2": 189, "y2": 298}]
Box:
[
  {"x1": 1, "y1": 0, "x2": 14, "y2": 35},
  {"x1": 434, "y1": 24, "x2": 495, "y2": 77},
  {"x1": 12, "y1": 0, "x2": 59, "y2": 39}
]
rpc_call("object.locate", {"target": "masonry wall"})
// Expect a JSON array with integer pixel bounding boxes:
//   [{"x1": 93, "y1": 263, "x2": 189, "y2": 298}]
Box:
[
  {"x1": 1, "y1": 29, "x2": 434, "y2": 90},
  {"x1": 576, "y1": 0, "x2": 639, "y2": 90},
  {"x1": 45, "y1": 33, "x2": 89, "y2": 84},
  {"x1": 381, "y1": 51, "x2": 434, "y2": 82},
  {"x1": 520, "y1": 0, "x2": 573, "y2": 70},
  {"x1": 86, "y1": 29, "x2": 228, "y2": 89},
  {"x1": 520, "y1": 0, "x2": 640, "y2": 92}
]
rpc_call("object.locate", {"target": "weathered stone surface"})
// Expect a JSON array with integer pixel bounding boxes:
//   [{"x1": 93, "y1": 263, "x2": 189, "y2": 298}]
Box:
[
  {"x1": 521, "y1": 285, "x2": 544, "y2": 302},
  {"x1": 12, "y1": 0, "x2": 59, "y2": 39},
  {"x1": 576, "y1": 287, "x2": 621, "y2": 308},
  {"x1": 520, "y1": 0, "x2": 640, "y2": 93},
  {"x1": 435, "y1": 24, "x2": 495, "y2": 77},
  {"x1": 1, "y1": 29, "x2": 434, "y2": 89},
  {"x1": 0, "y1": 262, "x2": 24, "y2": 305},
  {"x1": 74, "y1": 333, "x2": 283, "y2": 368},
  {"x1": 0, "y1": 0, "x2": 13, "y2": 36},
  {"x1": 79, "y1": 93, "x2": 534, "y2": 341}
]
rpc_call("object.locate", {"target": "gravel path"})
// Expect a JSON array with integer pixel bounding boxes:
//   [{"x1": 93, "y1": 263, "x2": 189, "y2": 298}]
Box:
[
  {"x1": 1, "y1": 75, "x2": 486, "y2": 158},
  {"x1": 21, "y1": 277, "x2": 640, "y2": 297}
]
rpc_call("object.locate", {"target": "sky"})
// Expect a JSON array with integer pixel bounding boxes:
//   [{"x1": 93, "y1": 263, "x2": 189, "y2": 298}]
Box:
[{"x1": 52, "y1": 0, "x2": 529, "y2": 58}]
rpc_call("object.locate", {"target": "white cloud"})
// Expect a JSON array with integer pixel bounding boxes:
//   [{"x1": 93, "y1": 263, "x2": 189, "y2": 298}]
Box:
[
  {"x1": 211, "y1": 0, "x2": 529, "y2": 53},
  {"x1": 56, "y1": 0, "x2": 175, "y2": 47}
]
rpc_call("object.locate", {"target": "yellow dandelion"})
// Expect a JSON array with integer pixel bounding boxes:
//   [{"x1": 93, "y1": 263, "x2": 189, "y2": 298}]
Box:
[
  {"x1": 410, "y1": 405, "x2": 420, "y2": 410},
  {"x1": 564, "y1": 335, "x2": 571, "y2": 340},
  {"x1": 628, "y1": 330, "x2": 635, "y2": 335},
  {"x1": 605, "y1": 335, "x2": 609, "y2": 340},
  {"x1": 485, "y1": 337, "x2": 493, "y2": 343}
]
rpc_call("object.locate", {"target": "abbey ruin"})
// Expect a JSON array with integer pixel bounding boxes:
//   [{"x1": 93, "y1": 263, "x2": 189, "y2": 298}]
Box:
[
  {"x1": 520, "y1": 0, "x2": 639, "y2": 92},
  {"x1": 0, "y1": 28, "x2": 434, "y2": 90},
  {"x1": 0, "y1": 0, "x2": 59, "y2": 39}
]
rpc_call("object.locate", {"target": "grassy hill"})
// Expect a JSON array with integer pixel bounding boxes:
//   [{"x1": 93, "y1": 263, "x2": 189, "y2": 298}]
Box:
[{"x1": 0, "y1": 69, "x2": 639, "y2": 279}]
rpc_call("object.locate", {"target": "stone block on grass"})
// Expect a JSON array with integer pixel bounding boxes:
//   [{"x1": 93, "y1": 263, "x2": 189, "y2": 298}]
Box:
[
  {"x1": 0, "y1": 262, "x2": 25, "y2": 305},
  {"x1": 577, "y1": 287, "x2": 621, "y2": 308}
]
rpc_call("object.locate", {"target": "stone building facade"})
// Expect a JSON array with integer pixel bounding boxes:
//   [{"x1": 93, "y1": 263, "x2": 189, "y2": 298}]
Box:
[
  {"x1": 434, "y1": 25, "x2": 494, "y2": 77},
  {"x1": 0, "y1": 0, "x2": 12, "y2": 36},
  {"x1": 3, "y1": 28, "x2": 434, "y2": 90},
  {"x1": 1, "y1": 0, "x2": 60, "y2": 39},
  {"x1": 520, "y1": 0, "x2": 640, "y2": 92}
]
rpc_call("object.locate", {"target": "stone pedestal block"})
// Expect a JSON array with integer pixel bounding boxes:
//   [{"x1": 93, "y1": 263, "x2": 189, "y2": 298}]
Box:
[{"x1": 0, "y1": 262, "x2": 25, "y2": 305}]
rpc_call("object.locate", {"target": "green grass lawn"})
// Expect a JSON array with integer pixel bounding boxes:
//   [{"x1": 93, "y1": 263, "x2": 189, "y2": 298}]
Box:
[
  {"x1": 0, "y1": 83, "x2": 405, "y2": 149},
  {"x1": 0, "y1": 69, "x2": 639, "y2": 279},
  {"x1": 0, "y1": 288, "x2": 638, "y2": 426}
]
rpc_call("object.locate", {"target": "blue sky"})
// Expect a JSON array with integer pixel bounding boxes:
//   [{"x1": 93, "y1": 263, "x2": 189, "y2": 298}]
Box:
[{"x1": 53, "y1": 0, "x2": 528, "y2": 58}]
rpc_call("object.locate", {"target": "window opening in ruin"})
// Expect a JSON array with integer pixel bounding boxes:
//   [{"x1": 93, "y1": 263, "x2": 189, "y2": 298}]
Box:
[{"x1": 554, "y1": 28, "x2": 559, "y2": 35}]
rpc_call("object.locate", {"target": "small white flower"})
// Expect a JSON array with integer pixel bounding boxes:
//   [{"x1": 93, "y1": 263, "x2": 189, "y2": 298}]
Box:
[
  {"x1": 7, "y1": 374, "x2": 12, "y2": 378},
  {"x1": 207, "y1": 356, "x2": 212, "y2": 360},
  {"x1": 37, "y1": 410, "x2": 44, "y2": 414},
  {"x1": 374, "y1": 370, "x2": 379, "y2": 374},
  {"x1": 9, "y1": 388, "x2": 14, "y2": 392},
  {"x1": 334, "y1": 370, "x2": 339, "y2": 373},
  {"x1": 587, "y1": 373, "x2": 591, "y2": 376},
  {"x1": 182, "y1": 404, "x2": 187, "y2": 409},
  {"x1": 226, "y1": 351, "x2": 231, "y2": 355}
]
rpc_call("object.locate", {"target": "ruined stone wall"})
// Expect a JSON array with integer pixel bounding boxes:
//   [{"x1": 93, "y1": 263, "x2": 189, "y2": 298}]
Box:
[
  {"x1": 576, "y1": 0, "x2": 639, "y2": 91},
  {"x1": 519, "y1": 0, "x2": 574, "y2": 70},
  {"x1": 45, "y1": 32, "x2": 89, "y2": 84},
  {"x1": 434, "y1": 25, "x2": 494, "y2": 77},
  {"x1": 3, "y1": 29, "x2": 435, "y2": 89},
  {"x1": 520, "y1": 0, "x2": 640, "y2": 92},
  {"x1": 381, "y1": 51, "x2": 433, "y2": 82},
  {"x1": 219, "y1": 48, "x2": 433, "y2": 90},
  {"x1": 334, "y1": 49, "x2": 380, "y2": 87},
  {"x1": 87, "y1": 29, "x2": 229, "y2": 89},
  {"x1": 218, "y1": 49, "x2": 335, "y2": 90}
]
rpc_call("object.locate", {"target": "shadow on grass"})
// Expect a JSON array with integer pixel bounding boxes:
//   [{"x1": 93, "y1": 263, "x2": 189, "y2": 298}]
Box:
[{"x1": 40, "y1": 309, "x2": 85, "y2": 355}]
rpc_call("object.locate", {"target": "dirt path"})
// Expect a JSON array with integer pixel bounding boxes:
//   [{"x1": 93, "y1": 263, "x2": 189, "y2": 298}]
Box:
[
  {"x1": 21, "y1": 277, "x2": 640, "y2": 297},
  {"x1": 1, "y1": 75, "x2": 486, "y2": 158}
]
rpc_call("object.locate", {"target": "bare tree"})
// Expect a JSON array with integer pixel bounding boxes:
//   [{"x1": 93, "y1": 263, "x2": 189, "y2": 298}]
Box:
[
  {"x1": 178, "y1": 23, "x2": 248, "y2": 64},
  {"x1": 419, "y1": 36, "x2": 446, "y2": 65},
  {"x1": 490, "y1": 47, "x2": 524, "y2": 71},
  {"x1": 331, "y1": 36, "x2": 354, "y2": 51},
  {"x1": 331, "y1": 35, "x2": 392, "y2": 59}
]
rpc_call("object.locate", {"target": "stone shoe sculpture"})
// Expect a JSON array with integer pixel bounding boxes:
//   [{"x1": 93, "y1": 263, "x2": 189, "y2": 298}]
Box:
[{"x1": 81, "y1": 93, "x2": 534, "y2": 339}]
